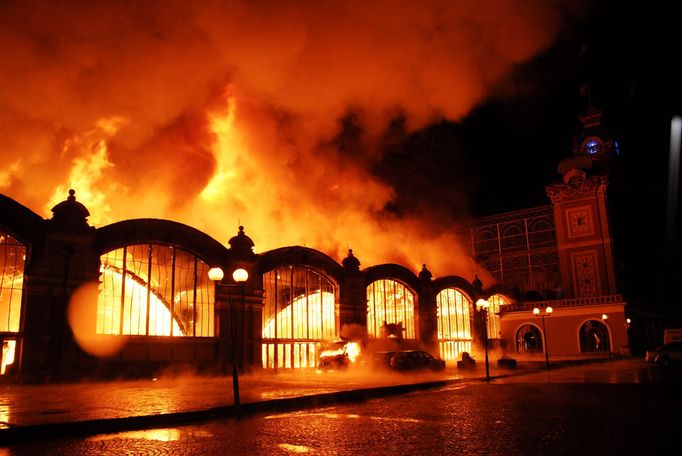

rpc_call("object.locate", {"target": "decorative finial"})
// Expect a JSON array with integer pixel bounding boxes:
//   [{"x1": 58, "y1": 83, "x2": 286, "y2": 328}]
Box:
[
  {"x1": 68, "y1": 189, "x2": 76, "y2": 201},
  {"x1": 419, "y1": 263, "x2": 432, "y2": 282},
  {"x1": 342, "y1": 248, "x2": 360, "y2": 272}
]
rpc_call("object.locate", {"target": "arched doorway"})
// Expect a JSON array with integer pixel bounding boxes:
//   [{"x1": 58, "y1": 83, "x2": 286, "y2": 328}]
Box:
[
  {"x1": 366, "y1": 279, "x2": 415, "y2": 339},
  {"x1": 579, "y1": 320, "x2": 610, "y2": 353},
  {"x1": 436, "y1": 288, "x2": 473, "y2": 361},
  {"x1": 262, "y1": 265, "x2": 338, "y2": 369},
  {"x1": 0, "y1": 231, "x2": 25, "y2": 375},
  {"x1": 516, "y1": 324, "x2": 542, "y2": 353}
]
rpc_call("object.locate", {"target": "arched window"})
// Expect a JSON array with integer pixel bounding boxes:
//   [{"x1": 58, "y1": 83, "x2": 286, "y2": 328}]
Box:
[
  {"x1": 367, "y1": 279, "x2": 415, "y2": 339},
  {"x1": 262, "y1": 266, "x2": 337, "y2": 369},
  {"x1": 97, "y1": 244, "x2": 214, "y2": 337},
  {"x1": 0, "y1": 231, "x2": 25, "y2": 374},
  {"x1": 486, "y1": 294, "x2": 508, "y2": 340},
  {"x1": 579, "y1": 320, "x2": 610, "y2": 353},
  {"x1": 436, "y1": 288, "x2": 472, "y2": 361},
  {"x1": 516, "y1": 324, "x2": 542, "y2": 353}
]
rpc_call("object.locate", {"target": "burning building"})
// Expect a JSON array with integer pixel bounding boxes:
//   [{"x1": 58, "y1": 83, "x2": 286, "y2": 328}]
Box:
[
  {"x1": 0, "y1": 1, "x2": 635, "y2": 383},
  {"x1": 0, "y1": 109, "x2": 632, "y2": 382}
]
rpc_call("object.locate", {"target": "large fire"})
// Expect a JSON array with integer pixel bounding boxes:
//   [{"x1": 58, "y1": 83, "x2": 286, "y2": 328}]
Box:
[{"x1": 0, "y1": 1, "x2": 569, "y2": 277}]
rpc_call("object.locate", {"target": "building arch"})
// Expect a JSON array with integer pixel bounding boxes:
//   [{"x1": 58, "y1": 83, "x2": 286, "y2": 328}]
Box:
[
  {"x1": 578, "y1": 319, "x2": 611, "y2": 353},
  {"x1": 0, "y1": 229, "x2": 26, "y2": 376},
  {"x1": 363, "y1": 264, "x2": 420, "y2": 291},
  {"x1": 0, "y1": 195, "x2": 44, "y2": 248},
  {"x1": 500, "y1": 221, "x2": 525, "y2": 252},
  {"x1": 473, "y1": 226, "x2": 498, "y2": 255},
  {"x1": 366, "y1": 277, "x2": 417, "y2": 340},
  {"x1": 261, "y1": 263, "x2": 339, "y2": 369},
  {"x1": 515, "y1": 323, "x2": 543, "y2": 353},
  {"x1": 97, "y1": 243, "x2": 215, "y2": 337},
  {"x1": 482, "y1": 294, "x2": 510, "y2": 340},
  {"x1": 432, "y1": 276, "x2": 478, "y2": 298},
  {"x1": 95, "y1": 219, "x2": 228, "y2": 268},
  {"x1": 435, "y1": 287, "x2": 474, "y2": 362},
  {"x1": 257, "y1": 246, "x2": 344, "y2": 286}
]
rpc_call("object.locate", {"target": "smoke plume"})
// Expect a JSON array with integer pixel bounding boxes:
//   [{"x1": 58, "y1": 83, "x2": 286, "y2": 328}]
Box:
[{"x1": 0, "y1": 0, "x2": 565, "y2": 279}]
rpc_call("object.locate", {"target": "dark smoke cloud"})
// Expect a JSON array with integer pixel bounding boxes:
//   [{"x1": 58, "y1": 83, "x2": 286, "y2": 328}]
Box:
[{"x1": 0, "y1": 0, "x2": 571, "y2": 278}]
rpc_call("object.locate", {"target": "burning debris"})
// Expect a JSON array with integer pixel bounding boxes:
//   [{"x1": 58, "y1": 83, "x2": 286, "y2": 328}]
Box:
[{"x1": 317, "y1": 341, "x2": 362, "y2": 371}]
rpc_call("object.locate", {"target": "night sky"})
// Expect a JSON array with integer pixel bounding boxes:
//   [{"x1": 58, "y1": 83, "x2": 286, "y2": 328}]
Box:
[{"x1": 382, "y1": 1, "x2": 682, "y2": 307}]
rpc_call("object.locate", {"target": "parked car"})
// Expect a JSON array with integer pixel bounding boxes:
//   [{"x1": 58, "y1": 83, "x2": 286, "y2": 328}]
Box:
[
  {"x1": 645, "y1": 341, "x2": 682, "y2": 367},
  {"x1": 366, "y1": 351, "x2": 395, "y2": 369},
  {"x1": 390, "y1": 350, "x2": 446, "y2": 371}
]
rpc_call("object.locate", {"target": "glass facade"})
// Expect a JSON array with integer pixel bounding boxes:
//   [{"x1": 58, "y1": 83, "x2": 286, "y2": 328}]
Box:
[
  {"x1": 436, "y1": 288, "x2": 472, "y2": 361},
  {"x1": 97, "y1": 244, "x2": 214, "y2": 337},
  {"x1": 262, "y1": 266, "x2": 338, "y2": 369},
  {"x1": 486, "y1": 294, "x2": 507, "y2": 339},
  {"x1": 366, "y1": 279, "x2": 415, "y2": 339},
  {"x1": 0, "y1": 231, "x2": 24, "y2": 375}
]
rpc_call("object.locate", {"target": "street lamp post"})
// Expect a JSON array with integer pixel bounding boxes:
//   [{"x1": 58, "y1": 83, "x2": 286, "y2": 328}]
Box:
[
  {"x1": 232, "y1": 268, "x2": 249, "y2": 370},
  {"x1": 533, "y1": 306, "x2": 553, "y2": 369},
  {"x1": 208, "y1": 267, "x2": 249, "y2": 411},
  {"x1": 475, "y1": 299, "x2": 491, "y2": 382}
]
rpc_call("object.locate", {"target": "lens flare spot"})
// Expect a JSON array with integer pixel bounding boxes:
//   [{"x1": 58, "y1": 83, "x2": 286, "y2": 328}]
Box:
[{"x1": 67, "y1": 282, "x2": 126, "y2": 357}]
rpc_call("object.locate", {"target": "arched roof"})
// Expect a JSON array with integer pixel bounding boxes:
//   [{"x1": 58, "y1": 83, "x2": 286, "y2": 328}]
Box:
[
  {"x1": 257, "y1": 246, "x2": 345, "y2": 284},
  {"x1": 362, "y1": 264, "x2": 420, "y2": 292},
  {"x1": 484, "y1": 283, "x2": 515, "y2": 302},
  {"x1": 95, "y1": 219, "x2": 229, "y2": 266},
  {"x1": 0, "y1": 194, "x2": 44, "y2": 246},
  {"x1": 432, "y1": 275, "x2": 478, "y2": 299}
]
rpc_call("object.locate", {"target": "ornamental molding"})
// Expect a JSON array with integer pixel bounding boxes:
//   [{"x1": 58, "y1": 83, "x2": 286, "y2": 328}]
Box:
[{"x1": 545, "y1": 172, "x2": 608, "y2": 204}]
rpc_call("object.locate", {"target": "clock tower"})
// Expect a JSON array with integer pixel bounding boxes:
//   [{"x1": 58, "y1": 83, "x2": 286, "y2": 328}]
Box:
[{"x1": 545, "y1": 107, "x2": 619, "y2": 298}]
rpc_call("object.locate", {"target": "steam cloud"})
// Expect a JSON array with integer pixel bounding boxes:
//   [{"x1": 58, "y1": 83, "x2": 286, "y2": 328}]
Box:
[{"x1": 0, "y1": 0, "x2": 566, "y2": 279}]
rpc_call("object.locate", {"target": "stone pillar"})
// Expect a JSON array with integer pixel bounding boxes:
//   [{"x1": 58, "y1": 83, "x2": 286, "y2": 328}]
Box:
[
  {"x1": 21, "y1": 190, "x2": 99, "y2": 381},
  {"x1": 417, "y1": 264, "x2": 438, "y2": 353},
  {"x1": 339, "y1": 249, "x2": 367, "y2": 332}
]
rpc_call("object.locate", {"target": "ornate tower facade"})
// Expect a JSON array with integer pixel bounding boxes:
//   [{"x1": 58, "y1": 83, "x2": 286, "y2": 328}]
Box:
[{"x1": 545, "y1": 108, "x2": 618, "y2": 298}]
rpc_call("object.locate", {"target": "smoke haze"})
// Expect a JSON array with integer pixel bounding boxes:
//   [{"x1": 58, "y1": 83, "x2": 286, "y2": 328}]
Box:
[{"x1": 0, "y1": 0, "x2": 568, "y2": 278}]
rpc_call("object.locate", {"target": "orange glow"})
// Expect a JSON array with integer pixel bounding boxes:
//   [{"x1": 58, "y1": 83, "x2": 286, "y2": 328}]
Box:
[
  {"x1": 319, "y1": 341, "x2": 362, "y2": 363},
  {"x1": 262, "y1": 291, "x2": 335, "y2": 369},
  {"x1": 0, "y1": 232, "x2": 24, "y2": 334},
  {"x1": 263, "y1": 291, "x2": 335, "y2": 340},
  {"x1": 0, "y1": 2, "x2": 563, "y2": 282},
  {"x1": 345, "y1": 341, "x2": 361, "y2": 362},
  {"x1": 1, "y1": 341, "x2": 16, "y2": 375},
  {"x1": 367, "y1": 279, "x2": 415, "y2": 338},
  {"x1": 68, "y1": 282, "x2": 126, "y2": 357},
  {"x1": 44, "y1": 117, "x2": 127, "y2": 227},
  {"x1": 97, "y1": 266, "x2": 182, "y2": 337},
  {"x1": 437, "y1": 288, "x2": 473, "y2": 361}
]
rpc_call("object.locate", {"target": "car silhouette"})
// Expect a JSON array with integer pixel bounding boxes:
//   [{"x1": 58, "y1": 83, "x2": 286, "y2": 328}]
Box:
[
  {"x1": 389, "y1": 350, "x2": 446, "y2": 371},
  {"x1": 645, "y1": 341, "x2": 682, "y2": 367}
]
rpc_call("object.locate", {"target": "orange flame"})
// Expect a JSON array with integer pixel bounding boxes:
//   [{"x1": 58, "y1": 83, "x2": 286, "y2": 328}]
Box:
[{"x1": 0, "y1": 1, "x2": 565, "y2": 280}]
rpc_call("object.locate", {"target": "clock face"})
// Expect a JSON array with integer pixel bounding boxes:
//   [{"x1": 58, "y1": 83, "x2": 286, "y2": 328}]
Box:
[
  {"x1": 582, "y1": 137, "x2": 602, "y2": 155},
  {"x1": 566, "y1": 206, "x2": 594, "y2": 237}
]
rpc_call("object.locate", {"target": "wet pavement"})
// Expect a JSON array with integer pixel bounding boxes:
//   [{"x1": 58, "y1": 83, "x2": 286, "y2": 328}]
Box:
[
  {"x1": 0, "y1": 366, "x2": 479, "y2": 425},
  {"x1": 0, "y1": 358, "x2": 655, "y2": 444},
  {"x1": 1, "y1": 358, "x2": 675, "y2": 455}
]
